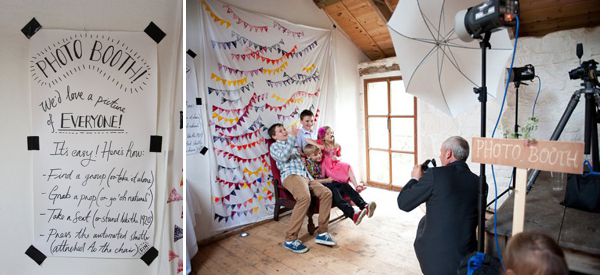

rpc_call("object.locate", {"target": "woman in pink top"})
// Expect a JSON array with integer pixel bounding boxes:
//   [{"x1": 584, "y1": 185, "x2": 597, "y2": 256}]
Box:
[{"x1": 316, "y1": 126, "x2": 365, "y2": 192}]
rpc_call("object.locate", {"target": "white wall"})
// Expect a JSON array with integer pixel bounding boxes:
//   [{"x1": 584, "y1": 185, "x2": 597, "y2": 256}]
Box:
[
  {"x1": 0, "y1": 1, "x2": 182, "y2": 274},
  {"x1": 357, "y1": 27, "x2": 600, "y2": 207},
  {"x1": 186, "y1": 0, "x2": 368, "y2": 242}
]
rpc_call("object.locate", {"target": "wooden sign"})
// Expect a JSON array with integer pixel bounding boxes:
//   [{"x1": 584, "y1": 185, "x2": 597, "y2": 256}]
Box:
[{"x1": 471, "y1": 138, "x2": 584, "y2": 174}]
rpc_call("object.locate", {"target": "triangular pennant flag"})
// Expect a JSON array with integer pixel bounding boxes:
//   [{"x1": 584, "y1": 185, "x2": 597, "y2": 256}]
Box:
[
  {"x1": 169, "y1": 250, "x2": 180, "y2": 261},
  {"x1": 174, "y1": 225, "x2": 183, "y2": 242},
  {"x1": 167, "y1": 188, "x2": 183, "y2": 203},
  {"x1": 177, "y1": 259, "x2": 183, "y2": 273}
]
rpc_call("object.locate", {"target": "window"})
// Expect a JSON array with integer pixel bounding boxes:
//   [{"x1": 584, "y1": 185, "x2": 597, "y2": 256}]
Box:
[{"x1": 364, "y1": 77, "x2": 417, "y2": 190}]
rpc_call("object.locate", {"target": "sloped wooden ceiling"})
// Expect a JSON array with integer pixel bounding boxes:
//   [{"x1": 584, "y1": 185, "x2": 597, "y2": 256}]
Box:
[{"x1": 315, "y1": 0, "x2": 600, "y2": 61}]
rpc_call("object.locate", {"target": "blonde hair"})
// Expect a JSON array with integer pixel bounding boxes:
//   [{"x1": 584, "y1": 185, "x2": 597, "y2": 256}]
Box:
[
  {"x1": 317, "y1": 126, "x2": 335, "y2": 147},
  {"x1": 504, "y1": 232, "x2": 568, "y2": 275},
  {"x1": 303, "y1": 144, "x2": 320, "y2": 156}
]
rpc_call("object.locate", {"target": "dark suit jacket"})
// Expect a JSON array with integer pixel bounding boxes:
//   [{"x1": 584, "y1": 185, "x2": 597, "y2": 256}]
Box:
[{"x1": 397, "y1": 161, "x2": 483, "y2": 275}]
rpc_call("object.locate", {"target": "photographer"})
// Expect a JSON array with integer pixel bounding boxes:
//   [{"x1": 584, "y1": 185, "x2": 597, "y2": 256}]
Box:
[{"x1": 397, "y1": 136, "x2": 485, "y2": 275}]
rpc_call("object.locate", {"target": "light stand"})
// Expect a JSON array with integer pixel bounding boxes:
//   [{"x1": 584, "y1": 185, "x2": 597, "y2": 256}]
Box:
[
  {"x1": 474, "y1": 31, "x2": 492, "y2": 252},
  {"x1": 486, "y1": 81, "x2": 527, "y2": 208}
]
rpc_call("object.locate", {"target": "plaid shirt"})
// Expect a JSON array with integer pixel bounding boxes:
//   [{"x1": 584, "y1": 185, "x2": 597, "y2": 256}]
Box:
[
  {"x1": 270, "y1": 135, "x2": 313, "y2": 181},
  {"x1": 305, "y1": 159, "x2": 324, "y2": 180}
]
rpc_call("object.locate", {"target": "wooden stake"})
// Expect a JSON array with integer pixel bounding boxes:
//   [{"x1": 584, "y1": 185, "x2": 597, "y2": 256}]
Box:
[{"x1": 512, "y1": 168, "x2": 528, "y2": 234}]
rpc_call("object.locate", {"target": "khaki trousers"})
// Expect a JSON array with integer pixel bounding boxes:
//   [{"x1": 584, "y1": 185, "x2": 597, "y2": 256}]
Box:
[{"x1": 282, "y1": 175, "x2": 332, "y2": 241}]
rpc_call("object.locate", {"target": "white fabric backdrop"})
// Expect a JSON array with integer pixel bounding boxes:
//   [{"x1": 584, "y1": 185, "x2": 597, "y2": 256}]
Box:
[{"x1": 198, "y1": 0, "x2": 336, "y2": 230}]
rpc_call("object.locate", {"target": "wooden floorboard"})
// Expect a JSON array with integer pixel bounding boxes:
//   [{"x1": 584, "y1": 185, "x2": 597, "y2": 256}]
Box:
[{"x1": 191, "y1": 187, "x2": 425, "y2": 274}]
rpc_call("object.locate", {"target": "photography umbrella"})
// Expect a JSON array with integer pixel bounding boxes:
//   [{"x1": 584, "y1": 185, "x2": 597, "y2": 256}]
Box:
[{"x1": 387, "y1": 0, "x2": 513, "y2": 117}]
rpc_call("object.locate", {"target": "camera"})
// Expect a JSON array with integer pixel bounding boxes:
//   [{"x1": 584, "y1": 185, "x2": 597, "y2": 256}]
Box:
[
  {"x1": 421, "y1": 159, "x2": 437, "y2": 172},
  {"x1": 568, "y1": 43, "x2": 599, "y2": 86}
]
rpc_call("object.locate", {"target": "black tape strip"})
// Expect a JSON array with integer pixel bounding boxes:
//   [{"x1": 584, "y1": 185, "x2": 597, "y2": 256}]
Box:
[
  {"x1": 149, "y1": 136, "x2": 162, "y2": 153},
  {"x1": 200, "y1": 147, "x2": 208, "y2": 155},
  {"x1": 180, "y1": 111, "x2": 183, "y2": 129},
  {"x1": 25, "y1": 245, "x2": 46, "y2": 265},
  {"x1": 140, "y1": 247, "x2": 159, "y2": 265},
  {"x1": 187, "y1": 49, "x2": 197, "y2": 58},
  {"x1": 196, "y1": 98, "x2": 202, "y2": 106},
  {"x1": 144, "y1": 22, "x2": 166, "y2": 44},
  {"x1": 21, "y1": 18, "x2": 42, "y2": 39},
  {"x1": 27, "y1": 136, "x2": 40, "y2": 151}
]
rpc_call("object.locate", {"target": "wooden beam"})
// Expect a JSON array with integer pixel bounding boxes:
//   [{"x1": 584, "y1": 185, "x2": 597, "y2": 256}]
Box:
[
  {"x1": 384, "y1": 0, "x2": 398, "y2": 11},
  {"x1": 367, "y1": 0, "x2": 393, "y2": 21},
  {"x1": 314, "y1": 0, "x2": 343, "y2": 9},
  {"x1": 331, "y1": 1, "x2": 387, "y2": 59}
]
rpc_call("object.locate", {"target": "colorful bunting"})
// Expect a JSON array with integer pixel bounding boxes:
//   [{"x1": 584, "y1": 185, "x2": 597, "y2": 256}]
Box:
[
  {"x1": 266, "y1": 70, "x2": 319, "y2": 88},
  {"x1": 210, "y1": 73, "x2": 247, "y2": 87},
  {"x1": 213, "y1": 114, "x2": 263, "y2": 134},
  {"x1": 227, "y1": 137, "x2": 265, "y2": 150},
  {"x1": 272, "y1": 89, "x2": 321, "y2": 104},
  {"x1": 212, "y1": 127, "x2": 264, "y2": 143},
  {"x1": 232, "y1": 31, "x2": 284, "y2": 52},
  {"x1": 174, "y1": 225, "x2": 183, "y2": 242},
  {"x1": 288, "y1": 40, "x2": 318, "y2": 58},
  {"x1": 212, "y1": 112, "x2": 239, "y2": 125},
  {"x1": 218, "y1": 62, "x2": 264, "y2": 77},
  {"x1": 302, "y1": 63, "x2": 315, "y2": 72},
  {"x1": 216, "y1": 176, "x2": 257, "y2": 189},
  {"x1": 212, "y1": 93, "x2": 268, "y2": 115},
  {"x1": 221, "y1": 96, "x2": 244, "y2": 106},
  {"x1": 215, "y1": 149, "x2": 270, "y2": 166},
  {"x1": 218, "y1": 196, "x2": 254, "y2": 209},
  {"x1": 273, "y1": 21, "x2": 305, "y2": 38},
  {"x1": 224, "y1": 4, "x2": 268, "y2": 32},
  {"x1": 202, "y1": 1, "x2": 231, "y2": 28},
  {"x1": 217, "y1": 165, "x2": 241, "y2": 174},
  {"x1": 262, "y1": 62, "x2": 288, "y2": 75},
  {"x1": 169, "y1": 250, "x2": 180, "y2": 261},
  {"x1": 210, "y1": 38, "x2": 239, "y2": 50},
  {"x1": 243, "y1": 167, "x2": 268, "y2": 177},
  {"x1": 230, "y1": 47, "x2": 267, "y2": 62},
  {"x1": 207, "y1": 82, "x2": 254, "y2": 97},
  {"x1": 177, "y1": 259, "x2": 183, "y2": 274},
  {"x1": 276, "y1": 107, "x2": 300, "y2": 120},
  {"x1": 212, "y1": 188, "x2": 237, "y2": 203},
  {"x1": 167, "y1": 188, "x2": 183, "y2": 203}
]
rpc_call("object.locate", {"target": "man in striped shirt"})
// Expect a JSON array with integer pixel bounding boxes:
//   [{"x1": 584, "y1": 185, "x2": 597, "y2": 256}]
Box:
[{"x1": 269, "y1": 123, "x2": 334, "y2": 253}]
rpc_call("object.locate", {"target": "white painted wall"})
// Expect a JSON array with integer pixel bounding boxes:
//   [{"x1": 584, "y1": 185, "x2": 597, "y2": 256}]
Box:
[
  {"x1": 0, "y1": 1, "x2": 182, "y2": 274},
  {"x1": 186, "y1": 0, "x2": 369, "y2": 242},
  {"x1": 357, "y1": 27, "x2": 600, "y2": 207}
]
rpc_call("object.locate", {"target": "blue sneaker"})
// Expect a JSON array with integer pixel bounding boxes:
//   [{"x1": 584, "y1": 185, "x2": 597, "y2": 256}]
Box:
[
  {"x1": 284, "y1": 239, "x2": 308, "y2": 253},
  {"x1": 315, "y1": 232, "x2": 336, "y2": 246}
]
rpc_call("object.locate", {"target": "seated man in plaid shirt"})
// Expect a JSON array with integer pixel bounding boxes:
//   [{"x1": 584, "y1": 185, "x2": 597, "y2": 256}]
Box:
[{"x1": 268, "y1": 123, "x2": 334, "y2": 253}]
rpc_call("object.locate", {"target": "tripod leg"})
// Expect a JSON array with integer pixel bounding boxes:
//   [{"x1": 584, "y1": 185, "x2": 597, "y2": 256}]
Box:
[
  {"x1": 527, "y1": 91, "x2": 582, "y2": 192},
  {"x1": 592, "y1": 108, "x2": 599, "y2": 171}
]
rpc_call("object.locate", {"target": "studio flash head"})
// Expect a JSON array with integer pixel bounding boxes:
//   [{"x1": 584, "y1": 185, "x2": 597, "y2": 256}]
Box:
[
  {"x1": 508, "y1": 64, "x2": 535, "y2": 82},
  {"x1": 455, "y1": 0, "x2": 519, "y2": 42}
]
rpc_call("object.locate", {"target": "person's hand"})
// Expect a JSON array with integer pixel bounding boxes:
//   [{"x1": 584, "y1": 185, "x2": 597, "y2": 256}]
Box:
[
  {"x1": 290, "y1": 127, "x2": 299, "y2": 136},
  {"x1": 326, "y1": 177, "x2": 333, "y2": 183},
  {"x1": 411, "y1": 164, "x2": 423, "y2": 180},
  {"x1": 301, "y1": 157, "x2": 307, "y2": 165},
  {"x1": 356, "y1": 185, "x2": 366, "y2": 193},
  {"x1": 331, "y1": 156, "x2": 338, "y2": 161},
  {"x1": 317, "y1": 144, "x2": 324, "y2": 150}
]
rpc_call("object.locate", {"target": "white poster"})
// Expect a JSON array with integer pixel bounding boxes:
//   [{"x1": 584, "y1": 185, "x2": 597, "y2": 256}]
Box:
[
  {"x1": 186, "y1": 54, "x2": 204, "y2": 155},
  {"x1": 30, "y1": 30, "x2": 157, "y2": 258}
]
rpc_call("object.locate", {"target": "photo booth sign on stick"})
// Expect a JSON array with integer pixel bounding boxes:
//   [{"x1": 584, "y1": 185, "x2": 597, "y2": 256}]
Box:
[
  {"x1": 30, "y1": 29, "x2": 158, "y2": 258},
  {"x1": 471, "y1": 138, "x2": 584, "y2": 234}
]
